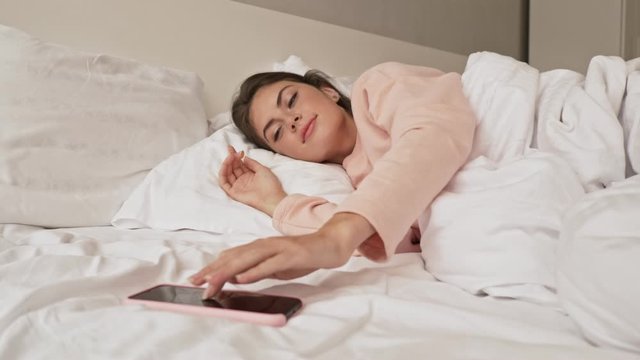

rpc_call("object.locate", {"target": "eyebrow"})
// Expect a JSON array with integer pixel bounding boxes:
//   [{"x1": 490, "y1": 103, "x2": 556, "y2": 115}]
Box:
[{"x1": 262, "y1": 84, "x2": 292, "y2": 143}]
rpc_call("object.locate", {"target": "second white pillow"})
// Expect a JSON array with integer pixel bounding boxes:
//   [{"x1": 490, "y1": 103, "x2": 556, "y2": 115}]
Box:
[{"x1": 112, "y1": 121, "x2": 354, "y2": 236}]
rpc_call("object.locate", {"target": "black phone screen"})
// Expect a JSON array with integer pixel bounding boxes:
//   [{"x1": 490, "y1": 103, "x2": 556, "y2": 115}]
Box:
[{"x1": 129, "y1": 285, "x2": 302, "y2": 317}]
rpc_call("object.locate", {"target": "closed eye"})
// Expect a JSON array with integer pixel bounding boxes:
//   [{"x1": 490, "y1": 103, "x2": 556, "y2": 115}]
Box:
[
  {"x1": 273, "y1": 126, "x2": 282, "y2": 141},
  {"x1": 288, "y1": 92, "x2": 297, "y2": 108}
]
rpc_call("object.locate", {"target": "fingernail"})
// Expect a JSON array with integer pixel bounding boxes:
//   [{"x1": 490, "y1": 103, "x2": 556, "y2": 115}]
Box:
[{"x1": 201, "y1": 287, "x2": 213, "y2": 300}]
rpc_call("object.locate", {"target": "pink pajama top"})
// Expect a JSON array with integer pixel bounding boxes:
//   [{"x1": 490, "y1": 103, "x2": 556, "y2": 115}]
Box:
[{"x1": 272, "y1": 62, "x2": 477, "y2": 261}]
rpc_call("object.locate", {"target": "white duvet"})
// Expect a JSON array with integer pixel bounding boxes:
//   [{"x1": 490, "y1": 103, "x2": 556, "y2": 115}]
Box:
[
  {"x1": 0, "y1": 225, "x2": 635, "y2": 360},
  {"x1": 2, "y1": 52, "x2": 640, "y2": 359},
  {"x1": 558, "y1": 175, "x2": 640, "y2": 353}
]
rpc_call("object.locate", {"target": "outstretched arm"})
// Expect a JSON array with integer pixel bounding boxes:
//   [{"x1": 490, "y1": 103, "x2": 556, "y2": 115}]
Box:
[{"x1": 189, "y1": 211, "x2": 376, "y2": 299}]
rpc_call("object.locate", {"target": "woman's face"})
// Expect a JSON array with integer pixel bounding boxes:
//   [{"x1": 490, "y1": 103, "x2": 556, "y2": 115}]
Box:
[{"x1": 249, "y1": 80, "x2": 356, "y2": 163}]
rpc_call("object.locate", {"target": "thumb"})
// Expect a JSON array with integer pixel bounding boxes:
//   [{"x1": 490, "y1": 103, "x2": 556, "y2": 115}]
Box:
[{"x1": 242, "y1": 156, "x2": 267, "y2": 172}]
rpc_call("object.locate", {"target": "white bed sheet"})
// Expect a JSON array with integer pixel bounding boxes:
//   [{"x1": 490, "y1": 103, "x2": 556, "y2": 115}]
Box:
[{"x1": 0, "y1": 225, "x2": 635, "y2": 360}]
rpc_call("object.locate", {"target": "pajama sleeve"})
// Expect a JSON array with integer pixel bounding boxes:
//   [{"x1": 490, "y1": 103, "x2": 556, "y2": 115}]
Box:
[
  {"x1": 271, "y1": 194, "x2": 337, "y2": 235},
  {"x1": 336, "y1": 62, "x2": 477, "y2": 261}
]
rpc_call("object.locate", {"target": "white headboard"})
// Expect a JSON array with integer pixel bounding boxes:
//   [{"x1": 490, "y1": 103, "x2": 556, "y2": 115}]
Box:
[{"x1": 0, "y1": 0, "x2": 467, "y2": 116}]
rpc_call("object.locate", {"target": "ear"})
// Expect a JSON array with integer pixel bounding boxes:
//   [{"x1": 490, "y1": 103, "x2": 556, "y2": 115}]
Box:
[{"x1": 320, "y1": 86, "x2": 340, "y2": 103}]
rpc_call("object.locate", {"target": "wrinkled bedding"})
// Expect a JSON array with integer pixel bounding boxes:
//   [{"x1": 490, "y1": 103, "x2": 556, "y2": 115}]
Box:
[{"x1": 0, "y1": 225, "x2": 635, "y2": 359}]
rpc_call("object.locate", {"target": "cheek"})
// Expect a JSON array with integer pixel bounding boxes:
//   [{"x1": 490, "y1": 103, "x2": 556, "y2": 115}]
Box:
[{"x1": 274, "y1": 136, "x2": 299, "y2": 156}]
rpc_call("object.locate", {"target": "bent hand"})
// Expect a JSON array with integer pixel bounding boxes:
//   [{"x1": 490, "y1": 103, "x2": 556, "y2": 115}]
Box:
[
  {"x1": 189, "y1": 213, "x2": 377, "y2": 299},
  {"x1": 218, "y1": 145, "x2": 286, "y2": 216}
]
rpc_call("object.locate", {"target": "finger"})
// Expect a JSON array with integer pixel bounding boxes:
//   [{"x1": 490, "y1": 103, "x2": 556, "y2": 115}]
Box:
[
  {"x1": 189, "y1": 271, "x2": 207, "y2": 286},
  {"x1": 218, "y1": 162, "x2": 233, "y2": 193},
  {"x1": 239, "y1": 157, "x2": 252, "y2": 174},
  {"x1": 202, "y1": 271, "x2": 228, "y2": 299},
  {"x1": 221, "y1": 147, "x2": 243, "y2": 177},
  {"x1": 190, "y1": 253, "x2": 231, "y2": 286},
  {"x1": 230, "y1": 150, "x2": 248, "y2": 176},
  {"x1": 228, "y1": 172, "x2": 237, "y2": 184},
  {"x1": 196, "y1": 267, "x2": 229, "y2": 299},
  {"x1": 231, "y1": 157, "x2": 245, "y2": 178},
  {"x1": 202, "y1": 253, "x2": 277, "y2": 299},
  {"x1": 194, "y1": 240, "x2": 280, "y2": 296},
  {"x1": 218, "y1": 177, "x2": 235, "y2": 199},
  {"x1": 236, "y1": 151, "x2": 249, "y2": 172},
  {"x1": 190, "y1": 259, "x2": 223, "y2": 285},
  {"x1": 228, "y1": 146, "x2": 243, "y2": 168},
  {"x1": 188, "y1": 275, "x2": 202, "y2": 286},
  {"x1": 219, "y1": 180, "x2": 232, "y2": 195},
  {"x1": 235, "y1": 253, "x2": 293, "y2": 284},
  {"x1": 219, "y1": 153, "x2": 234, "y2": 179},
  {"x1": 229, "y1": 149, "x2": 242, "y2": 158},
  {"x1": 232, "y1": 167, "x2": 243, "y2": 179},
  {"x1": 221, "y1": 158, "x2": 238, "y2": 183}
]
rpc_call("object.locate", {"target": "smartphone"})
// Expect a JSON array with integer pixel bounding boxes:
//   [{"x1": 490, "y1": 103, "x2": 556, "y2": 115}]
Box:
[{"x1": 125, "y1": 284, "x2": 302, "y2": 327}]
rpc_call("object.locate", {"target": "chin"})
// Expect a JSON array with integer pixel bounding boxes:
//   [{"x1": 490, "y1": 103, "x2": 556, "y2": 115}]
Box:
[{"x1": 307, "y1": 150, "x2": 331, "y2": 163}]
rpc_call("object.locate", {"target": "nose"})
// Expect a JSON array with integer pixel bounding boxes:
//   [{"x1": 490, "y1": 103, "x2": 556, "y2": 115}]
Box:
[{"x1": 289, "y1": 114, "x2": 301, "y2": 131}]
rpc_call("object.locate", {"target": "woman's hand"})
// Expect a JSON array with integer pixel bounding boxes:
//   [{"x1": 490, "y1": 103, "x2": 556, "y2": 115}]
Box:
[
  {"x1": 219, "y1": 145, "x2": 286, "y2": 216},
  {"x1": 189, "y1": 212, "x2": 377, "y2": 299}
]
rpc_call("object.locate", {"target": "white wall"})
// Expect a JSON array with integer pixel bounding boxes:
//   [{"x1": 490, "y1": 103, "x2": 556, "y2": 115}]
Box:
[{"x1": 0, "y1": 0, "x2": 468, "y2": 116}]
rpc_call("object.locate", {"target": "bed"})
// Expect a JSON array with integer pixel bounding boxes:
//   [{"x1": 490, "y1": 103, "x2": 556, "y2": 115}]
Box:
[{"x1": 1, "y1": 3, "x2": 640, "y2": 359}]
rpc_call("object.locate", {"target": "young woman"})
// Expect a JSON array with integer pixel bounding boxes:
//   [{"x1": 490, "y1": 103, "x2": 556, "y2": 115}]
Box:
[{"x1": 190, "y1": 62, "x2": 477, "y2": 298}]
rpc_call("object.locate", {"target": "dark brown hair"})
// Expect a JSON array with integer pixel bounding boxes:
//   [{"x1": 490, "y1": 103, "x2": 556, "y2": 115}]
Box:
[{"x1": 231, "y1": 70, "x2": 352, "y2": 150}]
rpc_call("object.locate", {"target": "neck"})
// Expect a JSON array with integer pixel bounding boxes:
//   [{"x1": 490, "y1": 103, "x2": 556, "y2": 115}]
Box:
[{"x1": 327, "y1": 112, "x2": 357, "y2": 164}]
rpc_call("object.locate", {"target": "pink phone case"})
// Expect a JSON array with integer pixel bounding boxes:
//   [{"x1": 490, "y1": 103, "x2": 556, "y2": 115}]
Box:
[{"x1": 124, "y1": 284, "x2": 301, "y2": 327}]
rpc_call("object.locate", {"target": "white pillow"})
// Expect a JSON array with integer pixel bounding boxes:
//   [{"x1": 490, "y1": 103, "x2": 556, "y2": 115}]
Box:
[
  {"x1": 112, "y1": 121, "x2": 354, "y2": 235},
  {"x1": 536, "y1": 56, "x2": 627, "y2": 191},
  {"x1": 461, "y1": 51, "x2": 539, "y2": 163},
  {"x1": 0, "y1": 25, "x2": 207, "y2": 227}
]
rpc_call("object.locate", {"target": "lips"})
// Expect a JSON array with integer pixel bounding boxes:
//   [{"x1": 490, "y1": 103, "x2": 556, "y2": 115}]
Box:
[{"x1": 301, "y1": 115, "x2": 317, "y2": 143}]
